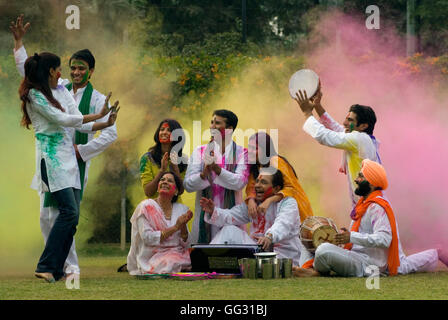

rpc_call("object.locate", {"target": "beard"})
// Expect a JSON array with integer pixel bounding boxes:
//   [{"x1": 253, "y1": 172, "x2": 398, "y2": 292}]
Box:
[{"x1": 354, "y1": 180, "x2": 372, "y2": 197}]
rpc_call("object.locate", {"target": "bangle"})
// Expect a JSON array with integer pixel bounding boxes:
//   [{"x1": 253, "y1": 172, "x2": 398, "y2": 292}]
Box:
[{"x1": 160, "y1": 230, "x2": 165, "y2": 241}]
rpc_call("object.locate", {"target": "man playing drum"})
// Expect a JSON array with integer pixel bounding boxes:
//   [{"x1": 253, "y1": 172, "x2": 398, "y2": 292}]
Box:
[
  {"x1": 199, "y1": 168, "x2": 302, "y2": 266},
  {"x1": 294, "y1": 83, "x2": 381, "y2": 207},
  {"x1": 293, "y1": 159, "x2": 448, "y2": 277}
]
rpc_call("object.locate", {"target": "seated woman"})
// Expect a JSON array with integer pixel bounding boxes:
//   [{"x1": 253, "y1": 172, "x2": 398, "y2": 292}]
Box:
[
  {"x1": 246, "y1": 132, "x2": 313, "y2": 223},
  {"x1": 140, "y1": 119, "x2": 188, "y2": 200},
  {"x1": 127, "y1": 171, "x2": 193, "y2": 275}
]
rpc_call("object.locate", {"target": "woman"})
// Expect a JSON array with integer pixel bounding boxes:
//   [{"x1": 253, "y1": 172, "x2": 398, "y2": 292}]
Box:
[
  {"x1": 19, "y1": 52, "x2": 119, "y2": 282},
  {"x1": 127, "y1": 171, "x2": 193, "y2": 275},
  {"x1": 246, "y1": 132, "x2": 313, "y2": 222},
  {"x1": 140, "y1": 119, "x2": 188, "y2": 199}
]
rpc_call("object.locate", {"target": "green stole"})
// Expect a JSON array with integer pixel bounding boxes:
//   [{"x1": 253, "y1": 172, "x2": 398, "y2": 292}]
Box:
[
  {"x1": 44, "y1": 82, "x2": 93, "y2": 207},
  {"x1": 198, "y1": 141, "x2": 237, "y2": 243}
]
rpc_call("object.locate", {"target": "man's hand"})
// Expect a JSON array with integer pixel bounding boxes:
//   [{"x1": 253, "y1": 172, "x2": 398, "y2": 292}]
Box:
[
  {"x1": 255, "y1": 234, "x2": 273, "y2": 251},
  {"x1": 294, "y1": 89, "x2": 314, "y2": 118},
  {"x1": 210, "y1": 163, "x2": 222, "y2": 175},
  {"x1": 200, "y1": 164, "x2": 212, "y2": 180},
  {"x1": 310, "y1": 80, "x2": 322, "y2": 105},
  {"x1": 199, "y1": 197, "x2": 215, "y2": 214},
  {"x1": 10, "y1": 14, "x2": 30, "y2": 49},
  {"x1": 73, "y1": 144, "x2": 81, "y2": 160},
  {"x1": 334, "y1": 228, "x2": 351, "y2": 245}
]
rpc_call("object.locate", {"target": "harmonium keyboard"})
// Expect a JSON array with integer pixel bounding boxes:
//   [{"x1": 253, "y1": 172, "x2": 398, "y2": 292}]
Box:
[{"x1": 190, "y1": 244, "x2": 262, "y2": 273}]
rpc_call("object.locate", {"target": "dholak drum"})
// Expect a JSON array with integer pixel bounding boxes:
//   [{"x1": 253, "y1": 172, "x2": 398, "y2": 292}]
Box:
[{"x1": 300, "y1": 216, "x2": 338, "y2": 252}]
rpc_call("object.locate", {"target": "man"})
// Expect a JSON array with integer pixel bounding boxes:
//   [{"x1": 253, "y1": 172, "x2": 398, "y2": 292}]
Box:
[
  {"x1": 293, "y1": 159, "x2": 447, "y2": 277},
  {"x1": 295, "y1": 84, "x2": 381, "y2": 206},
  {"x1": 184, "y1": 109, "x2": 249, "y2": 243},
  {"x1": 11, "y1": 15, "x2": 118, "y2": 277},
  {"x1": 200, "y1": 168, "x2": 302, "y2": 265}
]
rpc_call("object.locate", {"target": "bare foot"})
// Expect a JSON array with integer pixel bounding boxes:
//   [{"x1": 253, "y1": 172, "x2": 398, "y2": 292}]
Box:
[
  {"x1": 34, "y1": 272, "x2": 55, "y2": 283},
  {"x1": 292, "y1": 266, "x2": 320, "y2": 277},
  {"x1": 437, "y1": 248, "x2": 448, "y2": 267}
]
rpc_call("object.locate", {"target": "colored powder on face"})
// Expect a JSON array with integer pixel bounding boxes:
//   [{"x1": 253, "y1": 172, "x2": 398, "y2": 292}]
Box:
[
  {"x1": 159, "y1": 182, "x2": 176, "y2": 197},
  {"x1": 262, "y1": 186, "x2": 274, "y2": 201},
  {"x1": 349, "y1": 123, "x2": 354, "y2": 132},
  {"x1": 159, "y1": 134, "x2": 171, "y2": 144},
  {"x1": 81, "y1": 70, "x2": 89, "y2": 83},
  {"x1": 70, "y1": 60, "x2": 90, "y2": 84}
]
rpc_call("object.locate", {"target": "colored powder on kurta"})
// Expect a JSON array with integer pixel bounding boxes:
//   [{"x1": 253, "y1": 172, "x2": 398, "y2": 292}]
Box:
[{"x1": 35, "y1": 132, "x2": 64, "y2": 168}]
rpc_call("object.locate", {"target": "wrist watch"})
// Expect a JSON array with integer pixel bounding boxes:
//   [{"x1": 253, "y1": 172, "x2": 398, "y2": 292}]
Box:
[{"x1": 266, "y1": 233, "x2": 273, "y2": 242}]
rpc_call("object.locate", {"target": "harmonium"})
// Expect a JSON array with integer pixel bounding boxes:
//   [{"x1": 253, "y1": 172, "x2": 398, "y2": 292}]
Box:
[{"x1": 190, "y1": 244, "x2": 262, "y2": 273}]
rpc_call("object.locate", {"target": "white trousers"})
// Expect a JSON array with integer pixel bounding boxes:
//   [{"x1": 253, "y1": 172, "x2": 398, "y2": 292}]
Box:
[
  {"x1": 39, "y1": 193, "x2": 80, "y2": 274},
  {"x1": 314, "y1": 243, "x2": 439, "y2": 277}
]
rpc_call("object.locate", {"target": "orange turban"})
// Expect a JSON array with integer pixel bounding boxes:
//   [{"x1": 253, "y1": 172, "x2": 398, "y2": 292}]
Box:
[{"x1": 361, "y1": 159, "x2": 388, "y2": 190}]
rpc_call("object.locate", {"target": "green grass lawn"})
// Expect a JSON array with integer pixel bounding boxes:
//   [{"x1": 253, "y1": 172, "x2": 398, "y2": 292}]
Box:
[{"x1": 1, "y1": 244, "x2": 447, "y2": 300}]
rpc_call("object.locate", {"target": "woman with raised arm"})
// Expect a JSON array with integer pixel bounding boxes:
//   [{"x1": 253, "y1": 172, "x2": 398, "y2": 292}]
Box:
[{"x1": 19, "y1": 52, "x2": 119, "y2": 282}]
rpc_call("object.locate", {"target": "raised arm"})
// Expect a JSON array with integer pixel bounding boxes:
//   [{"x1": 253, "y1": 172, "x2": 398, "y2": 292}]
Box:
[
  {"x1": 10, "y1": 14, "x2": 30, "y2": 77},
  {"x1": 200, "y1": 197, "x2": 251, "y2": 227}
]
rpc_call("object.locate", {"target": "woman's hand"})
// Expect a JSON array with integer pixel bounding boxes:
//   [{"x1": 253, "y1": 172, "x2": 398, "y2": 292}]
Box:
[
  {"x1": 257, "y1": 199, "x2": 270, "y2": 215},
  {"x1": 169, "y1": 152, "x2": 181, "y2": 175},
  {"x1": 106, "y1": 101, "x2": 120, "y2": 126},
  {"x1": 176, "y1": 210, "x2": 193, "y2": 229},
  {"x1": 99, "y1": 92, "x2": 119, "y2": 118},
  {"x1": 161, "y1": 152, "x2": 169, "y2": 172},
  {"x1": 247, "y1": 198, "x2": 258, "y2": 219},
  {"x1": 10, "y1": 14, "x2": 30, "y2": 44}
]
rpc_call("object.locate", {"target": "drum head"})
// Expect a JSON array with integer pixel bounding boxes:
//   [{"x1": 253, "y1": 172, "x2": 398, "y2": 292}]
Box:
[
  {"x1": 312, "y1": 226, "x2": 337, "y2": 249},
  {"x1": 288, "y1": 69, "x2": 319, "y2": 99}
]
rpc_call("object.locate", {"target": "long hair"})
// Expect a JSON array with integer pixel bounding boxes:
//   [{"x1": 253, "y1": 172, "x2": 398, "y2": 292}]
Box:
[
  {"x1": 18, "y1": 52, "x2": 64, "y2": 129},
  {"x1": 249, "y1": 132, "x2": 298, "y2": 180},
  {"x1": 148, "y1": 119, "x2": 187, "y2": 173}
]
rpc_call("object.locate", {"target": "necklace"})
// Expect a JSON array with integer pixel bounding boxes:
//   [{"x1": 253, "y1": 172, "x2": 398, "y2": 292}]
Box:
[{"x1": 156, "y1": 198, "x2": 172, "y2": 220}]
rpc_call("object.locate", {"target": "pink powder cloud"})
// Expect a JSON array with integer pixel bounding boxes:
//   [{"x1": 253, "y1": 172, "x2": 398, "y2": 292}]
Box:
[{"x1": 301, "y1": 11, "x2": 448, "y2": 253}]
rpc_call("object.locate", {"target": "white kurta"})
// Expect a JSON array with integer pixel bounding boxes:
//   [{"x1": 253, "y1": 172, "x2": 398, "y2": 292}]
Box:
[
  {"x1": 127, "y1": 199, "x2": 191, "y2": 275},
  {"x1": 308, "y1": 198, "x2": 439, "y2": 276},
  {"x1": 16, "y1": 46, "x2": 117, "y2": 274},
  {"x1": 205, "y1": 197, "x2": 302, "y2": 266},
  {"x1": 27, "y1": 88, "x2": 94, "y2": 193},
  {"x1": 184, "y1": 141, "x2": 250, "y2": 243},
  {"x1": 303, "y1": 112, "x2": 380, "y2": 206}
]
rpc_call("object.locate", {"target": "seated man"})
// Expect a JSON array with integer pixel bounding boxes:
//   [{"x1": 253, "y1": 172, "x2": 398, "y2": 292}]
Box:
[
  {"x1": 200, "y1": 168, "x2": 302, "y2": 266},
  {"x1": 294, "y1": 159, "x2": 448, "y2": 277}
]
